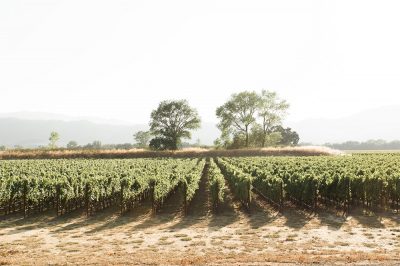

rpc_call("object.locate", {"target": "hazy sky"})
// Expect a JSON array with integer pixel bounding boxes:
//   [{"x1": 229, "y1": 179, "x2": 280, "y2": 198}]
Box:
[{"x1": 1, "y1": 0, "x2": 400, "y2": 124}]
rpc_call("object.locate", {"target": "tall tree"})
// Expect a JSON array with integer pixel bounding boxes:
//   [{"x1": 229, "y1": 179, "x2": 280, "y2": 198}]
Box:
[
  {"x1": 216, "y1": 91, "x2": 259, "y2": 147},
  {"x1": 258, "y1": 90, "x2": 289, "y2": 147},
  {"x1": 149, "y1": 100, "x2": 201, "y2": 150},
  {"x1": 133, "y1": 131, "x2": 151, "y2": 148},
  {"x1": 48, "y1": 131, "x2": 60, "y2": 149}
]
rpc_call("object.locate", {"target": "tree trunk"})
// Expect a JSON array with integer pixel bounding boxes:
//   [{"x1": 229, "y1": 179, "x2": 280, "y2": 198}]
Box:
[
  {"x1": 172, "y1": 136, "x2": 178, "y2": 150},
  {"x1": 245, "y1": 125, "x2": 249, "y2": 147},
  {"x1": 262, "y1": 119, "x2": 267, "y2": 148},
  {"x1": 262, "y1": 118, "x2": 269, "y2": 148},
  {"x1": 262, "y1": 132, "x2": 266, "y2": 148}
]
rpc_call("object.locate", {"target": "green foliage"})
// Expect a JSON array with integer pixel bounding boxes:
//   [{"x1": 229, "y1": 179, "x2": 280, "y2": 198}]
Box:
[
  {"x1": 216, "y1": 91, "x2": 259, "y2": 147},
  {"x1": 263, "y1": 132, "x2": 283, "y2": 147},
  {"x1": 182, "y1": 159, "x2": 205, "y2": 205},
  {"x1": 225, "y1": 154, "x2": 400, "y2": 211},
  {"x1": 149, "y1": 137, "x2": 176, "y2": 151},
  {"x1": 215, "y1": 158, "x2": 252, "y2": 209},
  {"x1": 49, "y1": 131, "x2": 60, "y2": 149},
  {"x1": 3, "y1": 154, "x2": 400, "y2": 217},
  {"x1": 0, "y1": 158, "x2": 205, "y2": 216},
  {"x1": 84, "y1": 141, "x2": 102, "y2": 149},
  {"x1": 272, "y1": 126, "x2": 299, "y2": 146},
  {"x1": 208, "y1": 159, "x2": 225, "y2": 209},
  {"x1": 149, "y1": 100, "x2": 201, "y2": 150},
  {"x1": 326, "y1": 139, "x2": 400, "y2": 150},
  {"x1": 225, "y1": 134, "x2": 247, "y2": 150},
  {"x1": 216, "y1": 90, "x2": 292, "y2": 149},
  {"x1": 258, "y1": 90, "x2": 289, "y2": 147},
  {"x1": 66, "y1": 141, "x2": 78, "y2": 149},
  {"x1": 248, "y1": 124, "x2": 283, "y2": 147},
  {"x1": 133, "y1": 131, "x2": 151, "y2": 148}
]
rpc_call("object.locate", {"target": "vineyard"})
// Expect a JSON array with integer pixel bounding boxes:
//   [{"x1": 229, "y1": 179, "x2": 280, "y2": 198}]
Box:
[
  {"x1": 219, "y1": 154, "x2": 400, "y2": 214},
  {"x1": 1, "y1": 154, "x2": 400, "y2": 218},
  {"x1": 0, "y1": 158, "x2": 205, "y2": 218}
]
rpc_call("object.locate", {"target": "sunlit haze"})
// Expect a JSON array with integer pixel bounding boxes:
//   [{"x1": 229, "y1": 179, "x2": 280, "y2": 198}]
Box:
[
  {"x1": 2, "y1": 2, "x2": 400, "y2": 263},
  {"x1": 1, "y1": 0, "x2": 400, "y2": 125}
]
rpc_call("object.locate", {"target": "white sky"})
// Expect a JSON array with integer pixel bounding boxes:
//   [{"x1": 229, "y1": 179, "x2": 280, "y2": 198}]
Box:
[{"x1": 1, "y1": 0, "x2": 400, "y2": 124}]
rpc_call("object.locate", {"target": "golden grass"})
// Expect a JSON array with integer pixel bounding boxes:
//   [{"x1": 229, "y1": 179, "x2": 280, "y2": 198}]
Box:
[{"x1": 0, "y1": 146, "x2": 341, "y2": 160}]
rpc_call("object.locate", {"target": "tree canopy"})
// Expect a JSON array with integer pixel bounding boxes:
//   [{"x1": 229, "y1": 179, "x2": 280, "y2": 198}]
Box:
[
  {"x1": 258, "y1": 90, "x2": 289, "y2": 147},
  {"x1": 149, "y1": 100, "x2": 201, "y2": 150},
  {"x1": 49, "y1": 131, "x2": 60, "y2": 149},
  {"x1": 272, "y1": 126, "x2": 299, "y2": 146},
  {"x1": 215, "y1": 90, "x2": 296, "y2": 149},
  {"x1": 216, "y1": 91, "x2": 259, "y2": 147},
  {"x1": 133, "y1": 131, "x2": 151, "y2": 148}
]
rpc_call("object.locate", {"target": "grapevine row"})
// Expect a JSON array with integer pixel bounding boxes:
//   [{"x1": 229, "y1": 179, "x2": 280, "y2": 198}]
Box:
[
  {"x1": 208, "y1": 159, "x2": 225, "y2": 210},
  {"x1": 214, "y1": 158, "x2": 252, "y2": 210},
  {"x1": 0, "y1": 158, "x2": 205, "y2": 217},
  {"x1": 222, "y1": 154, "x2": 400, "y2": 213}
]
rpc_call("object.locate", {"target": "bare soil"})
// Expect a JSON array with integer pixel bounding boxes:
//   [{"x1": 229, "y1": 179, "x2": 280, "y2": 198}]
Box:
[{"x1": 1, "y1": 173, "x2": 399, "y2": 265}]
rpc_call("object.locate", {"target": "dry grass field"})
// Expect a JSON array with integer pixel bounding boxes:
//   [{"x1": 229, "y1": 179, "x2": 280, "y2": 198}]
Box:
[
  {"x1": 0, "y1": 146, "x2": 341, "y2": 160},
  {"x1": 1, "y1": 173, "x2": 399, "y2": 266}
]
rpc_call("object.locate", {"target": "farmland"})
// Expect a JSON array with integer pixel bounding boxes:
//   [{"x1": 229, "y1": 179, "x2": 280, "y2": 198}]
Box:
[{"x1": 1, "y1": 154, "x2": 400, "y2": 265}]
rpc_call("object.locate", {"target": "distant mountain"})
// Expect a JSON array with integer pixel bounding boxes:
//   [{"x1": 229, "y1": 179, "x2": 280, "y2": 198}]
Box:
[
  {"x1": 2, "y1": 105, "x2": 399, "y2": 147},
  {"x1": 0, "y1": 112, "x2": 220, "y2": 147},
  {"x1": 289, "y1": 105, "x2": 400, "y2": 144},
  {"x1": 0, "y1": 118, "x2": 142, "y2": 147},
  {"x1": 0, "y1": 111, "x2": 132, "y2": 125}
]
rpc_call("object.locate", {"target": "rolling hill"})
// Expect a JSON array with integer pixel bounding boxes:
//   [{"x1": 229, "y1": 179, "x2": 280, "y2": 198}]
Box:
[
  {"x1": 1, "y1": 105, "x2": 400, "y2": 147},
  {"x1": 0, "y1": 113, "x2": 219, "y2": 147}
]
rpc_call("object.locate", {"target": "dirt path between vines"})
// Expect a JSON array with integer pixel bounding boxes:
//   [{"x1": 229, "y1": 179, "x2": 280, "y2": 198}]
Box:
[{"x1": 1, "y1": 168, "x2": 400, "y2": 265}]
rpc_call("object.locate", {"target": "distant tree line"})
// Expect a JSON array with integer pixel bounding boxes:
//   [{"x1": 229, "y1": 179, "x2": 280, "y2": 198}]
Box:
[
  {"x1": 66, "y1": 141, "x2": 135, "y2": 150},
  {"x1": 1, "y1": 90, "x2": 300, "y2": 151},
  {"x1": 325, "y1": 140, "x2": 400, "y2": 150}
]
